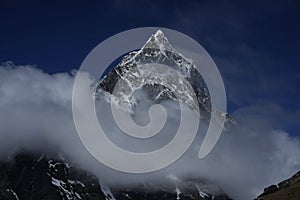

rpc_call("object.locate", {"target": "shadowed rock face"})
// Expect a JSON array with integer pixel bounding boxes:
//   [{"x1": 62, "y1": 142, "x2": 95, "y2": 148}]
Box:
[
  {"x1": 256, "y1": 171, "x2": 300, "y2": 200},
  {"x1": 0, "y1": 153, "x2": 232, "y2": 200},
  {"x1": 0, "y1": 154, "x2": 105, "y2": 200},
  {"x1": 109, "y1": 180, "x2": 233, "y2": 200}
]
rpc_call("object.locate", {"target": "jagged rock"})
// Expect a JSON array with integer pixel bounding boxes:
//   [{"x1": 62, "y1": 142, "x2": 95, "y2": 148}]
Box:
[
  {"x1": 96, "y1": 30, "x2": 211, "y2": 117},
  {"x1": 0, "y1": 153, "x2": 232, "y2": 200},
  {"x1": 0, "y1": 154, "x2": 105, "y2": 200},
  {"x1": 107, "y1": 178, "x2": 233, "y2": 200},
  {"x1": 96, "y1": 29, "x2": 236, "y2": 132}
]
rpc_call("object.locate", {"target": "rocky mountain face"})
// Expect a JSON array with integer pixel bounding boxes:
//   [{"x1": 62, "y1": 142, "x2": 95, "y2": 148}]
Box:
[
  {"x1": 96, "y1": 30, "x2": 211, "y2": 117},
  {"x1": 0, "y1": 154, "x2": 105, "y2": 200},
  {"x1": 0, "y1": 154, "x2": 232, "y2": 200},
  {"x1": 96, "y1": 29, "x2": 235, "y2": 133},
  {"x1": 256, "y1": 171, "x2": 300, "y2": 200}
]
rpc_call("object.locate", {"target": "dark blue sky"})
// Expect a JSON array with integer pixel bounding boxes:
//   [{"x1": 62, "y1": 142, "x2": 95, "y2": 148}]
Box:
[{"x1": 1, "y1": 0, "x2": 299, "y2": 135}]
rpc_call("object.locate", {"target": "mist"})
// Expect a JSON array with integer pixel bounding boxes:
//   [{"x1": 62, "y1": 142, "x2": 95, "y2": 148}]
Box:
[{"x1": 0, "y1": 62, "x2": 299, "y2": 200}]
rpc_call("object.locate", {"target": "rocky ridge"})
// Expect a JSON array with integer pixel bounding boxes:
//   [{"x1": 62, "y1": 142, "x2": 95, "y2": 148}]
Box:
[
  {"x1": 256, "y1": 171, "x2": 300, "y2": 200},
  {"x1": 0, "y1": 153, "x2": 232, "y2": 200}
]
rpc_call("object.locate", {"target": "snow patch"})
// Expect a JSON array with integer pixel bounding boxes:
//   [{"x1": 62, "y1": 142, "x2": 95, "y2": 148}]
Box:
[
  {"x1": 175, "y1": 187, "x2": 181, "y2": 200},
  {"x1": 100, "y1": 182, "x2": 116, "y2": 200}
]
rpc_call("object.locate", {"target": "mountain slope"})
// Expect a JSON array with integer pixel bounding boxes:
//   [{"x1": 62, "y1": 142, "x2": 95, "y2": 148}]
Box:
[
  {"x1": 96, "y1": 30, "x2": 211, "y2": 116},
  {"x1": 0, "y1": 153, "x2": 232, "y2": 200},
  {"x1": 256, "y1": 171, "x2": 300, "y2": 200},
  {"x1": 0, "y1": 154, "x2": 105, "y2": 200},
  {"x1": 96, "y1": 29, "x2": 235, "y2": 134}
]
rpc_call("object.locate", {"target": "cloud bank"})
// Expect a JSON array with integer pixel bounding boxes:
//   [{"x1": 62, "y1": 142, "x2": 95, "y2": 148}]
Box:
[{"x1": 0, "y1": 62, "x2": 299, "y2": 200}]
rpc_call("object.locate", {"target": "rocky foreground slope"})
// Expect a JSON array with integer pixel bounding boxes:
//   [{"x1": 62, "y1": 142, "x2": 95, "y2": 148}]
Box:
[{"x1": 256, "y1": 171, "x2": 300, "y2": 200}]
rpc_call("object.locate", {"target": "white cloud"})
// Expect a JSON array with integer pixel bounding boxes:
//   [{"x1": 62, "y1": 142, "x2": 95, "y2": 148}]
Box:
[{"x1": 0, "y1": 62, "x2": 299, "y2": 200}]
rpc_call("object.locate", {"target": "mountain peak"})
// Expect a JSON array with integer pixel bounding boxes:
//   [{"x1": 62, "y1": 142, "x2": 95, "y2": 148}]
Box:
[
  {"x1": 142, "y1": 30, "x2": 175, "y2": 52},
  {"x1": 153, "y1": 29, "x2": 166, "y2": 38}
]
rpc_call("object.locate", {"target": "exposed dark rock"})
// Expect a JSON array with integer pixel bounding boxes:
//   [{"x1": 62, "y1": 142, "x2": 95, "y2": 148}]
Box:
[
  {"x1": 0, "y1": 153, "x2": 233, "y2": 200},
  {"x1": 0, "y1": 154, "x2": 105, "y2": 200},
  {"x1": 256, "y1": 171, "x2": 300, "y2": 200}
]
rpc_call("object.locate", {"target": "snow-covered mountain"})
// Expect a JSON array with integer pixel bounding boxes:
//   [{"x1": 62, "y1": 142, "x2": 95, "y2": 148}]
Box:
[
  {"x1": 0, "y1": 154, "x2": 105, "y2": 200},
  {"x1": 96, "y1": 30, "x2": 210, "y2": 116},
  {"x1": 95, "y1": 30, "x2": 235, "y2": 130},
  {"x1": 0, "y1": 154, "x2": 232, "y2": 200},
  {"x1": 2, "y1": 153, "x2": 300, "y2": 200},
  {"x1": 0, "y1": 31, "x2": 236, "y2": 200}
]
